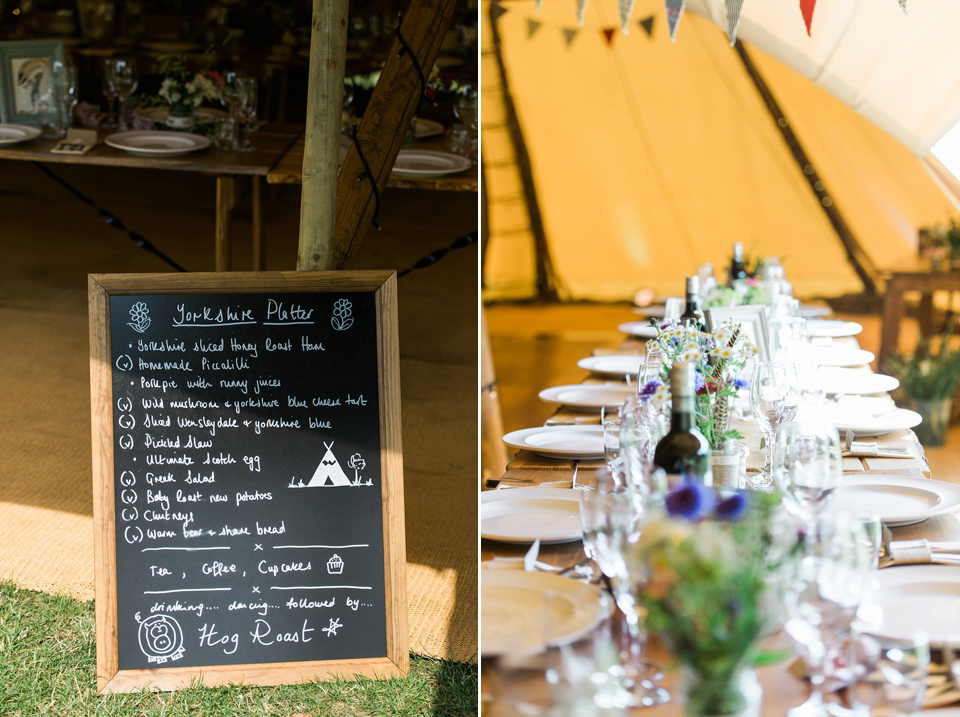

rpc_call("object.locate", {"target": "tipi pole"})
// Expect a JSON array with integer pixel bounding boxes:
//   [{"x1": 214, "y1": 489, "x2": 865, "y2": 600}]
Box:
[{"x1": 733, "y1": 40, "x2": 882, "y2": 296}]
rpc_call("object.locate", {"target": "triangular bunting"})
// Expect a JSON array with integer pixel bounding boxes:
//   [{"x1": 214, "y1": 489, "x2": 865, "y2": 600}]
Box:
[
  {"x1": 639, "y1": 14, "x2": 655, "y2": 37},
  {"x1": 562, "y1": 27, "x2": 580, "y2": 47},
  {"x1": 666, "y1": 0, "x2": 686, "y2": 42},
  {"x1": 724, "y1": 0, "x2": 746, "y2": 46},
  {"x1": 602, "y1": 27, "x2": 617, "y2": 45},
  {"x1": 535, "y1": 0, "x2": 543, "y2": 12},
  {"x1": 799, "y1": 0, "x2": 816, "y2": 35},
  {"x1": 899, "y1": 0, "x2": 907, "y2": 13},
  {"x1": 490, "y1": 2, "x2": 507, "y2": 22},
  {"x1": 576, "y1": 0, "x2": 588, "y2": 27},
  {"x1": 527, "y1": 18, "x2": 543, "y2": 38},
  {"x1": 619, "y1": 0, "x2": 636, "y2": 33}
]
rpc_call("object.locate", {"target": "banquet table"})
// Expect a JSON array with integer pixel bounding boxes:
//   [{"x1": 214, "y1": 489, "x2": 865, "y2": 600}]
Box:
[
  {"x1": 0, "y1": 123, "x2": 303, "y2": 272},
  {"x1": 481, "y1": 316, "x2": 960, "y2": 716}
]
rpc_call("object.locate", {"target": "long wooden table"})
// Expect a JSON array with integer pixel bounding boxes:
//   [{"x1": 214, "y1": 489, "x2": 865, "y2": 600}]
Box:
[
  {"x1": 0, "y1": 123, "x2": 303, "y2": 272},
  {"x1": 482, "y1": 328, "x2": 960, "y2": 716}
]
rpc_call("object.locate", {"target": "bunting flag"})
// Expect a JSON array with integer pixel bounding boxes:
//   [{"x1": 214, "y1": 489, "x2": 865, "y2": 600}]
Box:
[
  {"x1": 490, "y1": 2, "x2": 507, "y2": 22},
  {"x1": 666, "y1": 0, "x2": 686, "y2": 42},
  {"x1": 576, "y1": 0, "x2": 588, "y2": 26},
  {"x1": 562, "y1": 27, "x2": 580, "y2": 46},
  {"x1": 602, "y1": 27, "x2": 617, "y2": 45},
  {"x1": 619, "y1": 0, "x2": 636, "y2": 33},
  {"x1": 799, "y1": 0, "x2": 816, "y2": 35},
  {"x1": 527, "y1": 18, "x2": 543, "y2": 38},
  {"x1": 899, "y1": 0, "x2": 907, "y2": 12},
  {"x1": 639, "y1": 14, "x2": 655, "y2": 36},
  {"x1": 535, "y1": 0, "x2": 543, "y2": 12},
  {"x1": 724, "y1": 0, "x2": 746, "y2": 46}
]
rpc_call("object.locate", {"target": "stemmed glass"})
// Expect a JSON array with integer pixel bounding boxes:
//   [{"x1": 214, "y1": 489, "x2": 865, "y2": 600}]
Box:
[
  {"x1": 219, "y1": 71, "x2": 244, "y2": 120},
  {"x1": 103, "y1": 58, "x2": 138, "y2": 130},
  {"x1": 750, "y1": 361, "x2": 800, "y2": 489},
  {"x1": 773, "y1": 421, "x2": 842, "y2": 529},
  {"x1": 235, "y1": 75, "x2": 258, "y2": 152},
  {"x1": 452, "y1": 85, "x2": 478, "y2": 164},
  {"x1": 579, "y1": 469, "x2": 669, "y2": 707},
  {"x1": 101, "y1": 60, "x2": 119, "y2": 130},
  {"x1": 52, "y1": 58, "x2": 78, "y2": 133},
  {"x1": 781, "y1": 512, "x2": 876, "y2": 717}
]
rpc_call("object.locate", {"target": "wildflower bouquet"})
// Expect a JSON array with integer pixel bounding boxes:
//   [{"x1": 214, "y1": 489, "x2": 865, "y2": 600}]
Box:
[
  {"x1": 635, "y1": 485, "x2": 796, "y2": 716},
  {"x1": 149, "y1": 55, "x2": 219, "y2": 118},
  {"x1": 644, "y1": 320, "x2": 759, "y2": 448}
]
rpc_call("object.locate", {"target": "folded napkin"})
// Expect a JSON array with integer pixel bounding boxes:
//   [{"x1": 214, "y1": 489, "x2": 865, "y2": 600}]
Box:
[
  {"x1": 884, "y1": 538, "x2": 960, "y2": 566},
  {"x1": 842, "y1": 439, "x2": 912, "y2": 458}
]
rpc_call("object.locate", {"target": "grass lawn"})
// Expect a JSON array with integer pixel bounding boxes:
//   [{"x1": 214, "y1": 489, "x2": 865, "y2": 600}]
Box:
[{"x1": 0, "y1": 582, "x2": 477, "y2": 716}]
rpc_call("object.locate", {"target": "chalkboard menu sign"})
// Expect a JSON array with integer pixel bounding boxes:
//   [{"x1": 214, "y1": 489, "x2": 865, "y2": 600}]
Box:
[{"x1": 89, "y1": 271, "x2": 407, "y2": 693}]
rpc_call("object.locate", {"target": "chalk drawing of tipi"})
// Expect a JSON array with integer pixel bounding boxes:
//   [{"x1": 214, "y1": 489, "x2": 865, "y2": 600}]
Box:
[{"x1": 306, "y1": 442, "x2": 352, "y2": 487}]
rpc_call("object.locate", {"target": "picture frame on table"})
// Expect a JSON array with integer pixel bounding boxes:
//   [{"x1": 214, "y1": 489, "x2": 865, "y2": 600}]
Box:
[
  {"x1": 705, "y1": 305, "x2": 770, "y2": 361},
  {"x1": 0, "y1": 40, "x2": 65, "y2": 126}
]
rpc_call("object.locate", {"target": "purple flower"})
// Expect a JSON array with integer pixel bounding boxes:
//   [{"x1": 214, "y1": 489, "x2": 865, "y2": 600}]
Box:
[
  {"x1": 639, "y1": 380, "x2": 659, "y2": 399},
  {"x1": 694, "y1": 370, "x2": 706, "y2": 392},
  {"x1": 734, "y1": 378, "x2": 749, "y2": 391},
  {"x1": 715, "y1": 491, "x2": 750, "y2": 521},
  {"x1": 665, "y1": 483, "x2": 715, "y2": 521}
]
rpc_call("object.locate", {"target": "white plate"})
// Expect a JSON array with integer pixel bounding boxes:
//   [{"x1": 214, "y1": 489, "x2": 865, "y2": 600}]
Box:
[
  {"x1": 798, "y1": 367, "x2": 899, "y2": 396},
  {"x1": 577, "y1": 355, "x2": 644, "y2": 377},
  {"x1": 799, "y1": 345, "x2": 875, "y2": 367},
  {"x1": 868, "y1": 565, "x2": 960, "y2": 644},
  {"x1": 104, "y1": 131, "x2": 211, "y2": 157},
  {"x1": 797, "y1": 398, "x2": 921, "y2": 437},
  {"x1": 831, "y1": 475, "x2": 960, "y2": 526},
  {"x1": 799, "y1": 305, "x2": 833, "y2": 318},
  {"x1": 502, "y1": 425, "x2": 605, "y2": 459},
  {"x1": 415, "y1": 117, "x2": 445, "y2": 138},
  {"x1": 134, "y1": 106, "x2": 228, "y2": 124},
  {"x1": 618, "y1": 321, "x2": 659, "y2": 339},
  {"x1": 539, "y1": 384, "x2": 635, "y2": 411},
  {"x1": 481, "y1": 570, "x2": 607, "y2": 656},
  {"x1": 391, "y1": 149, "x2": 471, "y2": 177},
  {"x1": 806, "y1": 319, "x2": 863, "y2": 338},
  {"x1": 481, "y1": 487, "x2": 582, "y2": 544},
  {"x1": 0, "y1": 124, "x2": 41, "y2": 146}
]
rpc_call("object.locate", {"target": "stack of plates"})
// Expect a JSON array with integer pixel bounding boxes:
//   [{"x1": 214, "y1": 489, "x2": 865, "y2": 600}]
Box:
[{"x1": 480, "y1": 488, "x2": 582, "y2": 544}]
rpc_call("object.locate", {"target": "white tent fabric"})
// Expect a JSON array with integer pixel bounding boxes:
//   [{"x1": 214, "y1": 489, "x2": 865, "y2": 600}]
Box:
[{"x1": 687, "y1": 0, "x2": 960, "y2": 156}]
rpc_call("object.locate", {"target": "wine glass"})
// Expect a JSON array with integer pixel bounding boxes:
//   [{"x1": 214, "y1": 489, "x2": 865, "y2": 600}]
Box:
[
  {"x1": 219, "y1": 71, "x2": 244, "y2": 117},
  {"x1": 52, "y1": 58, "x2": 78, "y2": 133},
  {"x1": 773, "y1": 421, "x2": 842, "y2": 529},
  {"x1": 781, "y1": 512, "x2": 876, "y2": 717},
  {"x1": 579, "y1": 469, "x2": 669, "y2": 707},
  {"x1": 452, "y1": 85, "x2": 478, "y2": 164},
  {"x1": 100, "y1": 59, "x2": 119, "y2": 130},
  {"x1": 108, "y1": 58, "x2": 138, "y2": 131},
  {"x1": 619, "y1": 397, "x2": 667, "y2": 496},
  {"x1": 848, "y1": 629, "x2": 930, "y2": 717},
  {"x1": 749, "y1": 361, "x2": 800, "y2": 490},
  {"x1": 235, "y1": 75, "x2": 258, "y2": 152}
]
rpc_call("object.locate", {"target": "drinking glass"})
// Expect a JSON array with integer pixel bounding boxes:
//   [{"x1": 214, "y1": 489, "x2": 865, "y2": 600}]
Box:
[
  {"x1": 579, "y1": 469, "x2": 669, "y2": 707},
  {"x1": 618, "y1": 397, "x2": 667, "y2": 496},
  {"x1": 603, "y1": 419, "x2": 622, "y2": 472},
  {"x1": 848, "y1": 630, "x2": 929, "y2": 717},
  {"x1": 108, "y1": 58, "x2": 138, "y2": 130},
  {"x1": 219, "y1": 71, "x2": 244, "y2": 117},
  {"x1": 52, "y1": 57, "x2": 78, "y2": 133},
  {"x1": 100, "y1": 60, "x2": 119, "y2": 130},
  {"x1": 452, "y1": 85, "x2": 478, "y2": 164},
  {"x1": 235, "y1": 75, "x2": 258, "y2": 152},
  {"x1": 773, "y1": 420, "x2": 842, "y2": 528},
  {"x1": 750, "y1": 361, "x2": 800, "y2": 489},
  {"x1": 781, "y1": 512, "x2": 876, "y2": 717}
]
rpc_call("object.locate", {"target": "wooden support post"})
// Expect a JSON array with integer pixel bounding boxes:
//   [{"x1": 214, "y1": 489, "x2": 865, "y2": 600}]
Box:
[
  {"x1": 297, "y1": 0, "x2": 349, "y2": 271},
  {"x1": 215, "y1": 176, "x2": 236, "y2": 272},
  {"x1": 252, "y1": 176, "x2": 263, "y2": 270},
  {"x1": 327, "y1": 0, "x2": 458, "y2": 270}
]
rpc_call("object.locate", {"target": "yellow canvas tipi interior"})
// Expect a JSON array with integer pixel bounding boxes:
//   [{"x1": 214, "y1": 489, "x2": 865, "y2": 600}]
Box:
[{"x1": 481, "y1": 0, "x2": 960, "y2": 302}]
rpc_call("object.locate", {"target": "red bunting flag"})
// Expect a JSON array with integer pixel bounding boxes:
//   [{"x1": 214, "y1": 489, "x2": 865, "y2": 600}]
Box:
[
  {"x1": 602, "y1": 27, "x2": 617, "y2": 45},
  {"x1": 799, "y1": 0, "x2": 816, "y2": 35},
  {"x1": 619, "y1": 0, "x2": 636, "y2": 32},
  {"x1": 576, "y1": 0, "x2": 588, "y2": 26},
  {"x1": 724, "y1": 0, "x2": 745, "y2": 46},
  {"x1": 666, "y1": 0, "x2": 686, "y2": 42}
]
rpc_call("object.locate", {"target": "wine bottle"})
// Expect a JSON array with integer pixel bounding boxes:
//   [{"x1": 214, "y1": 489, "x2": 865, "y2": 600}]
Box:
[
  {"x1": 729, "y1": 241, "x2": 749, "y2": 283},
  {"x1": 653, "y1": 362, "x2": 712, "y2": 487},
  {"x1": 679, "y1": 276, "x2": 703, "y2": 327}
]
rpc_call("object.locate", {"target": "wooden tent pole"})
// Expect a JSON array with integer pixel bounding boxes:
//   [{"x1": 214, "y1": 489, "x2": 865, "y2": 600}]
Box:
[
  {"x1": 297, "y1": 0, "x2": 349, "y2": 271},
  {"x1": 327, "y1": 0, "x2": 459, "y2": 270},
  {"x1": 733, "y1": 40, "x2": 882, "y2": 296}
]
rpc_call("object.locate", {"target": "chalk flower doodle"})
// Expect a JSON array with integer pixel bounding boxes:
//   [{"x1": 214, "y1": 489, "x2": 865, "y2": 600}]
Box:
[
  {"x1": 331, "y1": 298, "x2": 354, "y2": 331},
  {"x1": 137, "y1": 612, "x2": 185, "y2": 664},
  {"x1": 127, "y1": 302, "x2": 152, "y2": 333}
]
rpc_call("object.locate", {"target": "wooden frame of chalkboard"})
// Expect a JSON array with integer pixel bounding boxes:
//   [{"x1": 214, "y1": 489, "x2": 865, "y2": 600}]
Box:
[{"x1": 89, "y1": 270, "x2": 407, "y2": 693}]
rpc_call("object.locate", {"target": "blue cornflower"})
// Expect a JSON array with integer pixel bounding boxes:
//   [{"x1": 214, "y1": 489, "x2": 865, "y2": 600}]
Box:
[
  {"x1": 694, "y1": 370, "x2": 706, "y2": 392},
  {"x1": 639, "y1": 380, "x2": 659, "y2": 399},
  {"x1": 715, "y1": 491, "x2": 750, "y2": 521},
  {"x1": 665, "y1": 482, "x2": 715, "y2": 521},
  {"x1": 733, "y1": 378, "x2": 749, "y2": 391}
]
